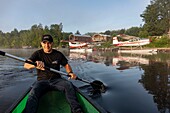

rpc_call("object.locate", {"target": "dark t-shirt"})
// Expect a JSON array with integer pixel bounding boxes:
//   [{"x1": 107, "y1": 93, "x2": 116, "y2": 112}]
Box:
[{"x1": 29, "y1": 49, "x2": 68, "y2": 81}]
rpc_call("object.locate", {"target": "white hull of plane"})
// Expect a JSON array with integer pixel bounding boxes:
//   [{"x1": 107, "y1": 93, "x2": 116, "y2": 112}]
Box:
[
  {"x1": 113, "y1": 37, "x2": 150, "y2": 47},
  {"x1": 69, "y1": 42, "x2": 88, "y2": 49},
  {"x1": 70, "y1": 48, "x2": 92, "y2": 53}
]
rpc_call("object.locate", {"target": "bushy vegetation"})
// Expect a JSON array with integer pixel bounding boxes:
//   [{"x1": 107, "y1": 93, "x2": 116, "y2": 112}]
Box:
[
  {"x1": 101, "y1": 41, "x2": 113, "y2": 48},
  {"x1": 147, "y1": 35, "x2": 170, "y2": 47}
]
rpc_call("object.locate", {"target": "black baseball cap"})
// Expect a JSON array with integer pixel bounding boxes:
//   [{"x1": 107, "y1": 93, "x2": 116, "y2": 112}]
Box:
[{"x1": 42, "y1": 34, "x2": 53, "y2": 42}]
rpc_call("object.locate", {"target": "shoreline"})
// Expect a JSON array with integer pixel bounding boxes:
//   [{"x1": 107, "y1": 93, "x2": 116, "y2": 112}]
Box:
[{"x1": 1, "y1": 47, "x2": 170, "y2": 53}]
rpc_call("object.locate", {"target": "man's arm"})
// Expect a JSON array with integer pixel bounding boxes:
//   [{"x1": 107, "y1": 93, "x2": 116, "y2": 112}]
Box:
[
  {"x1": 24, "y1": 60, "x2": 45, "y2": 70},
  {"x1": 64, "y1": 64, "x2": 77, "y2": 80},
  {"x1": 24, "y1": 60, "x2": 35, "y2": 69}
]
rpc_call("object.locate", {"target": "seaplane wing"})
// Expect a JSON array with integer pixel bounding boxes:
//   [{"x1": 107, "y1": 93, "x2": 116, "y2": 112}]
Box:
[
  {"x1": 69, "y1": 42, "x2": 88, "y2": 49},
  {"x1": 113, "y1": 37, "x2": 150, "y2": 47}
]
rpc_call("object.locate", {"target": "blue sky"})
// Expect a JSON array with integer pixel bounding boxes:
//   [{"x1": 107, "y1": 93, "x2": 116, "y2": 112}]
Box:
[{"x1": 0, "y1": 0, "x2": 150, "y2": 34}]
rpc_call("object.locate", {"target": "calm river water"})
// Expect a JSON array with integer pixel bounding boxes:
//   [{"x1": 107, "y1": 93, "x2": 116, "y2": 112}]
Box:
[{"x1": 0, "y1": 49, "x2": 170, "y2": 113}]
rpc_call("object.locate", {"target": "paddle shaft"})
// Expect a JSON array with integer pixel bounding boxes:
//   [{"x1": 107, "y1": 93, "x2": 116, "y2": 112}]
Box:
[{"x1": 0, "y1": 50, "x2": 91, "y2": 84}]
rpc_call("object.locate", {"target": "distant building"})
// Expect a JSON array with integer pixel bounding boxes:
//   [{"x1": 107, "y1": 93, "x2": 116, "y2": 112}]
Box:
[
  {"x1": 69, "y1": 34, "x2": 92, "y2": 43},
  {"x1": 92, "y1": 34, "x2": 111, "y2": 42}
]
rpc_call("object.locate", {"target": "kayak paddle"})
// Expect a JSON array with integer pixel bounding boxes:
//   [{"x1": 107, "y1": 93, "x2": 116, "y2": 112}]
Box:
[{"x1": 0, "y1": 50, "x2": 106, "y2": 92}]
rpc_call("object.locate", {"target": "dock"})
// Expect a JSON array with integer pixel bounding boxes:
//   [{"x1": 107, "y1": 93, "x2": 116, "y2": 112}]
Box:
[
  {"x1": 118, "y1": 49, "x2": 157, "y2": 55},
  {"x1": 157, "y1": 48, "x2": 170, "y2": 53},
  {"x1": 96, "y1": 47, "x2": 119, "y2": 52},
  {"x1": 118, "y1": 48, "x2": 170, "y2": 55}
]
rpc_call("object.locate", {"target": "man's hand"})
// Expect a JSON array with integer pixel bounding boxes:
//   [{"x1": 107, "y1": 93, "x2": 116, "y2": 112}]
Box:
[
  {"x1": 36, "y1": 61, "x2": 45, "y2": 70},
  {"x1": 68, "y1": 72, "x2": 77, "y2": 80}
]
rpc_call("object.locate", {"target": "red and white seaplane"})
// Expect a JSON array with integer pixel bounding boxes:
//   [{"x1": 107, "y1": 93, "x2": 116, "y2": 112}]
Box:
[
  {"x1": 69, "y1": 42, "x2": 88, "y2": 49},
  {"x1": 113, "y1": 37, "x2": 150, "y2": 47},
  {"x1": 69, "y1": 42, "x2": 92, "y2": 53}
]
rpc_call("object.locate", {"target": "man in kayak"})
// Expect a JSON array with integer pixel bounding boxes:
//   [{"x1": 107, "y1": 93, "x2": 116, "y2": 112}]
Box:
[{"x1": 24, "y1": 34, "x2": 83, "y2": 113}]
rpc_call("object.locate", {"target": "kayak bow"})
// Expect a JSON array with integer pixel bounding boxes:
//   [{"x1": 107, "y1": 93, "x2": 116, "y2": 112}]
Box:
[{"x1": 7, "y1": 86, "x2": 107, "y2": 113}]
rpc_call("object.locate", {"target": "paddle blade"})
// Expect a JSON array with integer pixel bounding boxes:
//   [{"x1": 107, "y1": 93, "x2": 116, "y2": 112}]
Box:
[{"x1": 90, "y1": 80, "x2": 106, "y2": 93}]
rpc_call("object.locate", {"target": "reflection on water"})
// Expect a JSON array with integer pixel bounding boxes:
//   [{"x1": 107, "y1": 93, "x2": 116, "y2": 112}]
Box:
[
  {"x1": 0, "y1": 49, "x2": 37, "y2": 112},
  {"x1": 139, "y1": 61, "x2": 170, "y2": 113},
  {"x1": 1, "y1": 49, "x2": 170, "y2": 113},
  {"x1": 69, "y1": 52, "x2": 170, "y2": 113}
]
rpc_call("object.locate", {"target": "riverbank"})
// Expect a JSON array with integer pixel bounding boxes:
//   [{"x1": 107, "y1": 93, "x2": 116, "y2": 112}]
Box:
[
  {"x1": 156, "y1": 48, "x2": 170, "y2": 53},
  {"x1": 118, "y1": 48, "x2": 170, "y2": 55}
]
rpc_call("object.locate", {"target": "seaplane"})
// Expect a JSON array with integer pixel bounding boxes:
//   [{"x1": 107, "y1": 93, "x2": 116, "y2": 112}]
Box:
[
  {"x1": 112, "y1": 36, "x2": 157, "y2": 54},
  {"x1": 113, "y1": 37, "x2": 150, "y2": 47},
  {"x1": 69, "y1": 42, "x2": 93, "y2": 53},
  {"x1": 69, "y1": 41, "x2": 88, "y2": 49}
]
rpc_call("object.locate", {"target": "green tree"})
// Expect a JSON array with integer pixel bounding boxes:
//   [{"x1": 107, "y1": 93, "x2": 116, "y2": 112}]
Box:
[
  {"x1": 10, "y1": 28, "x2": 20, "y2": 48},
  {"x1": 44, "y1": 25, "x2": 50, "y2": 34},
  {"x1": 50, "y1": 23, "x2": 63, "y2": 47},
  {"x1": 63, "y1": 32, "x2": 72, "y2": 41},
  {"x1": 110, "y1": 29, "x2": 125, "y2": 37},
  {"x1": 4, "y1": 33, "x2": 11, "y2": 48},
  {"x1": 20, "y1": 30, "x2": 32, "y2": 47},
  {"x1": 141, "y1": 0, "x2": 170, "y2": 36},
  {"x1": 75, "y1": 30, "x2": 81, "y2": 35},
  {"x1": 125, "y1": 27, "x2": 141, "y2": 37},
  {"x1": 119, "y1": 29, "x2": 126, "y2": 34},
  {"x1": 104, "y1": 30, "x2": 111, "y2": 35},
  {"x1": 30, "y1": 23, "x2": 44, "y2": 48},
  {"x1": 139, "y1": 30, "x2": 149, "y2": 38},
  {"x1": 0, "y1": 30, "x2": 5, "y2": 48}
]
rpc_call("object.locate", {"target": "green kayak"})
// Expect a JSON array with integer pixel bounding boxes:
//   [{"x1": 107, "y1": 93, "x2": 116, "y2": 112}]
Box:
[{"x1": 7, "y1": 86, "x2": 107, "y2": 113}]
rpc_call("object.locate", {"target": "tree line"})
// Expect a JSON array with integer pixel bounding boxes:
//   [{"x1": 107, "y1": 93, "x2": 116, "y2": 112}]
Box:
[
  {"x1": 0, "y1": 0, "x2": 169, "y2": 48},
  {"x1": 0, "y1": 23, "x2": 72, "y2": 48}
]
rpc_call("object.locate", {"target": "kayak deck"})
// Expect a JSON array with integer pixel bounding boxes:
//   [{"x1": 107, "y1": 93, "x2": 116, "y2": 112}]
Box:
[
  {"x1": 38, "y1": 91, "x2": 100, "y2": 113},
  {"x1": 38, "y1": 91, "x2": 71, "y2": 113},
  {"x1": 10, "y1": 87, "x2": 107, "y2": 113}
]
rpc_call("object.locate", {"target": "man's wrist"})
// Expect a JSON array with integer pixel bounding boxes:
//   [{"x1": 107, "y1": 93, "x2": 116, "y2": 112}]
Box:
[{"x1": 68, "y1": 71, "x2": 73, "y2": 74}]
